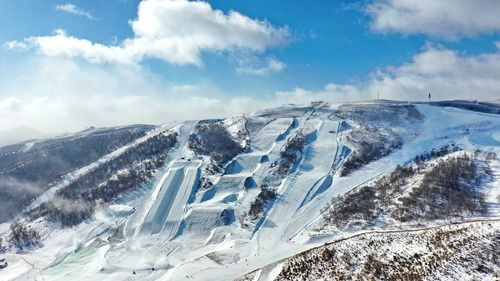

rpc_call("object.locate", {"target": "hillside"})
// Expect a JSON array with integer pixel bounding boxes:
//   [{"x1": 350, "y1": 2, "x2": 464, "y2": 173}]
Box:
[
  {"x1": 248, "y1": 220, "x2": 500, "y2": 281},
  {"x1": 0, "y1": 101, "x2": 499, "y2": 281}
]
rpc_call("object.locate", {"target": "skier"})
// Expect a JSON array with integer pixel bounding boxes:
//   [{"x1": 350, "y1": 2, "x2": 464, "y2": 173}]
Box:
[{"x1": 428, "y1": 93, "x2": 431, "y2": 103}]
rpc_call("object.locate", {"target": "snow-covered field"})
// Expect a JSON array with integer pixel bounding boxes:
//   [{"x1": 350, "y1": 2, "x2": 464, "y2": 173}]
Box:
[
  {"x1": 256, "y1": 219, "x2": 500, "y2": 281},
  {"x1": 0, "y1": 102, "x2": 499, "y2": 281}
]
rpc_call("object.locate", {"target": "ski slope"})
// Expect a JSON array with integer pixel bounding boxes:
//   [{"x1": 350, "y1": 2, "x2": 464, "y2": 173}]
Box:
[
  {"x1": 257, "y1": 119, "x2": 339, "y2": 243},
  {"x1": 1, "y1": 102, "x2": 499, "y2": 281},
  {"x1": 140, "y1": 159, "x2": 201, "y2": 236}
]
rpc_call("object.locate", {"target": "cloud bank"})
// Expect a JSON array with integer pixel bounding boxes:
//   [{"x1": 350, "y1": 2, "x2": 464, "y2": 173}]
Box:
[
  {"x1": 367, "y1": 0, "x2": 500, "y2": 38},
  {"x1": 0, "y1": 57, "x2": 274, "y2": 135},
  {"x1": 278, "y1": 45, "x2": 500, "y2": 103},
  {"x1": 1, "y1": 45, "x2": 498, "y2": 141},
  {"x1": 9, "y1": 0, "x2": 288, "y2": 66}
]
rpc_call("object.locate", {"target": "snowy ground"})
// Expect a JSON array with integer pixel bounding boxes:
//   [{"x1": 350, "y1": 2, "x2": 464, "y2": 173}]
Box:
[
  {"x1": 0, "y1": 103, "x2": 499, "y2": 281},
  {"x1": 258, "y1": 219, "x2": 500, "y2": 281}
]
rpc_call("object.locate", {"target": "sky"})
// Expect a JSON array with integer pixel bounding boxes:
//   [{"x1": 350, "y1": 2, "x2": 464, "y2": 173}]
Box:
[{"x1": 0, "y1": 0, "x2": 499, "y2": 143}]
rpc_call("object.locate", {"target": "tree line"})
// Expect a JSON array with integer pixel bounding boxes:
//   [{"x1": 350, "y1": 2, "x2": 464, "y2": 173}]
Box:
[{"x1": 28, "y1": 131, "x2": 177, "y2": 227}]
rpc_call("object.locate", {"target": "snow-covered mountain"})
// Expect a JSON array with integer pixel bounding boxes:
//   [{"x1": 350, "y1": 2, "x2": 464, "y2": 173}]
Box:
[
  {"x1": 0, "y1": 101, "x2": 499, "y2": 281},
  {"x1": 0, "y1": 126, "x2": 52, "y2": 148}
]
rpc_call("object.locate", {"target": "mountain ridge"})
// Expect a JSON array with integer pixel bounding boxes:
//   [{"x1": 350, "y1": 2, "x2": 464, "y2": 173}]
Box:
[{"x1": 0, "y1": 100, "x2": 499, "y2": 281}]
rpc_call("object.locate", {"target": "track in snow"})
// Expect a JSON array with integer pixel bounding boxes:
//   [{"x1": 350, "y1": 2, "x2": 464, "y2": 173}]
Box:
[
  {"x1": 256, "y1": 118, "x2": 340, "y2": 246},
  {"x1": 140, "y1": 160, "x2": 201, "y2": 237}
]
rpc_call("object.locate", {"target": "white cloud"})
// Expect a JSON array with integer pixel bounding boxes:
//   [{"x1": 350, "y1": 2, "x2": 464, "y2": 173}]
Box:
[
  {"x1": 366, "y1": 0, "x2": 500, "y2": 38},
  {"x1": 236, "y1": 57, "x2": 286, "y2": 76},
  {"x1": 55, "y1": 3, "x2": 96, "y2": 20},
  {"x1": 4, "y1": 40, "x2": 29, "y2": 50},
  {"x1": 0, "y1": 57, "x2": 275, "y2": 136},
  {"x1": 10, "y1": 0, "x2": 288, "y2": 66},
  {"x1": 277, "y1": 45, "x2": 500, "y2": 103},
  {"x1": 0, "y1": 97, "x2": 23, "y2": 112},
  {"x1": 17, "y1": 30, "x2": 134, "y2": 64},
  {"x1": 2, "y1": 40, "x2": 499, "y2": 144},
  {"x1": 370, "y1": 46, "x2": 500, "y2": 101}
]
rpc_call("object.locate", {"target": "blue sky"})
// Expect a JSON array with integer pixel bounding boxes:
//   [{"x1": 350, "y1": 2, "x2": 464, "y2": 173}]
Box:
[
  {"x1": 0, "y1": 0, "x2": 499, "y2": 138},
  {"x1": 1, "y1": 0, "x2": 496, "y2": 91}
]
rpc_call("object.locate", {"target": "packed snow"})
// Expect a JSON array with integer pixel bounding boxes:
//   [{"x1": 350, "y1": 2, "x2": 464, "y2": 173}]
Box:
[{"x1": 0, "y1": 102, "x2": 499, "y2": 281}]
